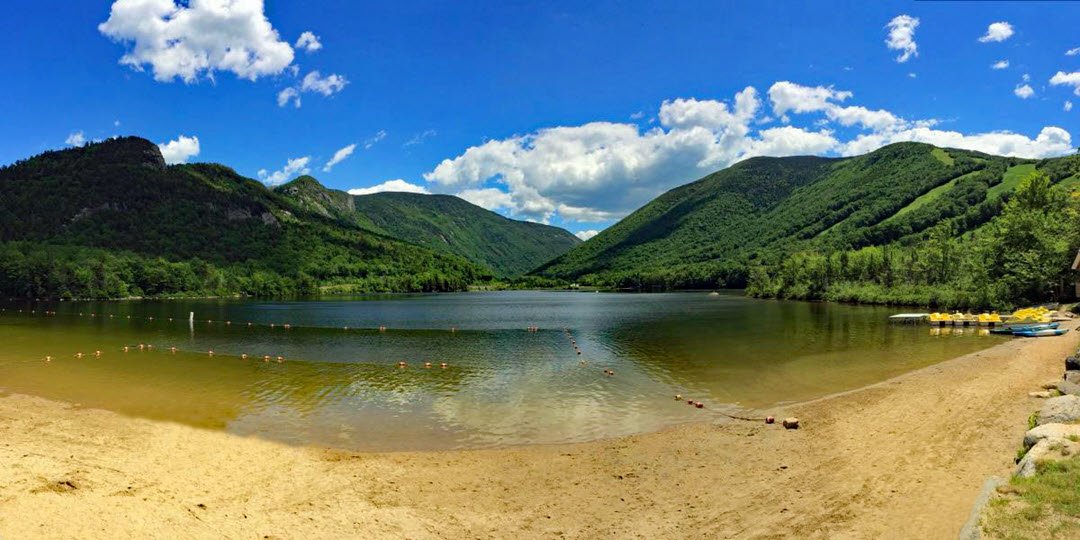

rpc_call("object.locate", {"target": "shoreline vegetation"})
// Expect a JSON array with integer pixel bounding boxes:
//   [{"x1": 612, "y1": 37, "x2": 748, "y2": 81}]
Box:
[{"x1": 2, "y1": 321, "x2": 1075, "y2": 538}]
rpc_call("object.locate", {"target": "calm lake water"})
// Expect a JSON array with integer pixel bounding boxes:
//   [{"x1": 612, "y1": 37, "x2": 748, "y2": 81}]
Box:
[{"x1": 0, "y1": 291, "x2": 1002, "y2": 451}]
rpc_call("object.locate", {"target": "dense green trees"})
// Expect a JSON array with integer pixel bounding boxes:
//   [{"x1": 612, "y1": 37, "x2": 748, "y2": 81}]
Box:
[
  {"x1": 747, "y1": 170, "x2": 1080, "y2": 309},
  {"x1": 274, "y1": 176, "x2": 580, "y2": 278},
  {"x1": 532, "y1": 141, "x2": 1080, "y2": 308},
  {"x1": 0, "y1": 137, "x2": 493, "y2": 299}
]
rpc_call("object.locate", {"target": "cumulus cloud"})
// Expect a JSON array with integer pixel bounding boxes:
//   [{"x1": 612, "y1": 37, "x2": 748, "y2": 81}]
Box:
[
  {"x1": 364, "y1": 130, "x2": 387, "y2": 150},
  {"x1": 991, "y1": 60, "x2": 1009, "y2": 70},
  {"x1": 575, "y1": 230, "x2": 599, "y2": 241},
  {"x1": 98, "y1": 0, "x2": 294, "y2": 83},
  {"x1": 769, "y1": 81, "x2": 901, "y2": 131},
  {"x1": 348, "y1": 179, "x2": 429, "y2": 196},
  {"x1": 258, "y1": 156, "x2": 310, "y2": 186},
  {"x1": 277, "y1": 87, "x2": 300, "y2": 108},
  {"x1": 426, "y1": 87, "x2": 846, "y2": 222},
  {"x1": 1050, "y1": 71, "x2": 1080, "y2": 96},
  {"x1": 322, "y1": 143, "x2": 356, "y2": 172},
  {"x1": 295, "y1": 31, "x2": 321, "y2": 53},
  {"x1": 277, "y1": 70, "x2": 348, "y2": 107},
  {"x1": 424, "y1": 80, "x2": 1073, "y2": 225},
  {"x1": 839, "y1": 126, "x2": 1072, "y2": 159},
  {"x1": 301, "y1": 71, "x2": 347, "y2": 96},
  {"x1": 158, "y1": 135, "x2": 200, "y2": 164},
  {"x1": 65, "y1": 131, "x2": 87, "y2": 146},
  {"x1": 885, "y1": 15, "x2": 919, "y2": 63},
  {"x1": 978, "y1": 22, "x2": 1014, "y2": 43},
  {"x1": 457, "y1": 188, "x2": 516, "y2": 211},
  {"x1": 1014, "y1": 84, "x2": 1035, "y2": 99}
]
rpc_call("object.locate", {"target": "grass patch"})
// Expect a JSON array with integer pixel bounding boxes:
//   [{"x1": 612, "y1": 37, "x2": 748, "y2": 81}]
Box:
[
  {"x1": 982, "y1": 456, "x2": 1080, "y2": 539},
  {"x1": 987, "y1": 164, "x2": 1037, "y2": 200},
  {"x1": 932, "y1": 147, "x2": 955, "y2": 166}
]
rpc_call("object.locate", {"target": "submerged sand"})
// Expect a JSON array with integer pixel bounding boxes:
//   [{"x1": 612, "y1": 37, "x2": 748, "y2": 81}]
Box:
[{"x1": 1, "y1": 324, "x2": 1076, "y2": 539}]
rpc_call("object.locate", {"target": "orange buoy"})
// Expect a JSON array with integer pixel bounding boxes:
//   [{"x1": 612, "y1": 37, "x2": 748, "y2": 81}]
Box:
[
  {"x1": 241, "y1": 353, "x2": 248, "y2": 359},
  {"x1": 94, "y1": 350, "x2": 102, "y2": 357},
  {"x1": 75, "y1": 352, "x2": 83, "y2": 359},
  {"x1": 276, "y1": 356, "x2": 284, "y2": 363},
  {"x1": 44, "y1": 356, "x2": 52, "y2": 363},
  {"x1": 123, "y1": 346, "x2": 130, "y2": 352},
  {"x1": 425, "y1": 362, "x2": 432, "y2": 368},
  {"x1": 208, "y1": 350, "x2": 214, "y2": 356},
  {"x1": 440, "y1": 362, "x2": 448, "y2": 369},
  {"x1": 694, "y1": 402, "x2": 704, "y2": 409},
  {"x1": 170, "y1": 347, "x2": 177, "y2": 353},
  {"x1": 263, "y1": 355, "x2": 270, "y2": 362},
  {"x1": 398, "y1": 361, "x2": 407, "y2": 368}
]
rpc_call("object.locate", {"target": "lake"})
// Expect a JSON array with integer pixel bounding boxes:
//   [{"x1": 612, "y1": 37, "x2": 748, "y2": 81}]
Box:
[{"x1": 0, "y1": 291, "x2": 1001, "y2": 451}]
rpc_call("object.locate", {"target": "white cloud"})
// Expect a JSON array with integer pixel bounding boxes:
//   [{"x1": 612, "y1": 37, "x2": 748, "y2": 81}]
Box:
[
  {"x1": 575, "y1": 230, "x2": 599, "y2": 241},
  {"x1": 295, "y1": 31, "x2": 322, "y2": 53},
  {"x1": 1067, "y1": 47, "x2": 1080, "y2": 56},
  {"x1": 425, "y1": 81, "x2": 1074, "y2": 226},
  {"x1": 456, "y1": 188, "x2": 515, "y2": 211},
  {"x1": 426, "y1": 87, "x2": 845, "y2": 222},
  {"x1": 908, "y1": 72, "x2": 917, "y2": 79},
  {"x1": 98, "y1": 0, "x2": 294, "y2": 83},
  {"x1": 348, "y1": 179, "x2": 429, "y2": 196},
  {"x1": 301, "y1": 71, "x2": 347, "y2": 96},
  {"x1": 65, "y1": 131, "x2": 87, "y2": 146},
  {"x1": 1014, "y1": 84, "x2": 1035, "y2": 99},
  {"x1": 157, "y1": 135, "x2": 200, "y2": 164},
  {"x1": 991, "y1": 60, "x2": 1009, "y2": 70},
  {"x1": 840, "y1": 126, "x2": 1072, "y2": 159},
  {"x1": 364, "y1": 130, "x2": 387, "y2": 150},
  {"x1": 277, "y1": 87, "x2": 300, "y2": 108},
  {"x1": 258, "y1": 156, "x2": 310, "y2": 186},
  {"x1": 1022, "y1": 73, "x2": 1031, "y2": 82},
  {"x1": 978, "y1": 21, "x2": 1014, "y2": 43},
  {"x1": 1066, "y1": 101, "x2": 1074, "y2": 112},
  {"x1": 1050, "y1": 71, "x2": 1080, "y2": 96},
  {"x1": 404, "y1": 129, "x2": 437, "y2": 147},
  {"x1": 629, "y1": 111, "x2": 645, "y2": 120},
  {"x1": 322, "y1": 143, "x2": 356, "y2": 172},
  {"x1": 769, "y1": 82, "x2": 901, "y2": 131},
  {"x1": 884, "y1": 15, "x2": 919, "y2": 63}
]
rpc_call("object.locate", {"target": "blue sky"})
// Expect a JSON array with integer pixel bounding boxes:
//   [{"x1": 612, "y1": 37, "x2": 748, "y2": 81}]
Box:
[{"x1": 1, "y1": 1, "x2": 1078, "y2": 238}]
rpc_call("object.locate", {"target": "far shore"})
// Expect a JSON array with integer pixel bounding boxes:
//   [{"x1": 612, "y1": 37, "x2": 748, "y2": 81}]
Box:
[{"x1": 2, "y1": 323, "x2": 1077, "y2": 538}]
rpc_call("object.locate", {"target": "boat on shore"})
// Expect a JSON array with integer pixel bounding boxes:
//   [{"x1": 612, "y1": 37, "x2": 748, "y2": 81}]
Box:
[
  {"x1": 988, "y1": 322, "x2": 1060, "y2": 335},
  {"x1": 1013, "y1": 327, "x2": 1069, "y2": 338}
]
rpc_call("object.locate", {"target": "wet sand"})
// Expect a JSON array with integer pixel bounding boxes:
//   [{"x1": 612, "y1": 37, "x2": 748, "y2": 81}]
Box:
[{"x1": 1, "y1": 323, "x2": 1075, "y2": 539}]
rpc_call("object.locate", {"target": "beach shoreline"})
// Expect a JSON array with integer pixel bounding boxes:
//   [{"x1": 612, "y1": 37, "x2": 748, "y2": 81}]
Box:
[{"x1": 2, "y1": 324, "x2": 1076, "y2": 539}]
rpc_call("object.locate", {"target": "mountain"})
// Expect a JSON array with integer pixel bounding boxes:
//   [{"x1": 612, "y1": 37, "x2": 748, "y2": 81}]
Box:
[
  {"x1": 274, "y1": 176, "x2": 580, "y2": 278},
  {"x1": 533, "y1": 142, "x2": 1080, "y2": 291},
  {"x1": 0, "y1": 137, "x2": 490, "y2": 298}
]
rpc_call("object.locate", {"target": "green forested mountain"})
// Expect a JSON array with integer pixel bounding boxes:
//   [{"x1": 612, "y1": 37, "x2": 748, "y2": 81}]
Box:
[
  {"x1": 533, "y1": 142, "x2": 1080, "y2": 307},
  {"x1": 274, "y1": 176, "x2": 580, "y2": 278},
  {"x1": 0, "y1": 137, "x2": 492, "y2": 298}
]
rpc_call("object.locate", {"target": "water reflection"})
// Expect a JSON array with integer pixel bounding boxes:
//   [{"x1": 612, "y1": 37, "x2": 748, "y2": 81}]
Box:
[{"x1": 0, "y1": 292, "x2": 1003, "y2": 450}]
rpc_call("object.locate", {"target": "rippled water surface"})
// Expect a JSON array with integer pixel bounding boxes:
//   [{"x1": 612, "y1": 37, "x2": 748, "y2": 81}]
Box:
[{"x1": 0, "y1": 291, "x2": 1002, "y2": 450}]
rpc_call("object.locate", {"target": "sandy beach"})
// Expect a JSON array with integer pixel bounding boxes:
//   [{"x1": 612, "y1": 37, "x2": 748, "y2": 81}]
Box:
[{"x1": 1, "y1": 324, "x2": 1076, "y2": 539}]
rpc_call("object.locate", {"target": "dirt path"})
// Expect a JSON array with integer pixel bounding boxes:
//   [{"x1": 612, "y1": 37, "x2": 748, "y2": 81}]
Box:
[{"x1": 1, "y1": 324, "x2": 1075, "y2": 539}]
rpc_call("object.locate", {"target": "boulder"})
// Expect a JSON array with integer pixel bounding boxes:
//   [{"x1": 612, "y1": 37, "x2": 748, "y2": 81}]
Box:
[
  {"x1": 1016, "y1": 437, "x2": 1080, "y2": 478},
  {"x1": 782, "y1": 417, "x2": 800, "y2": 430},
  {"x1": 1037, "y1": 394, "x2": 1080, "y2": 425},
  {"x1": 1056, "y1": 381, "x2": 1080, "y2": 396},
  {"x1": 1066, "y1": 371, "x2": 1080, "y2": 384},
  {"x1": 1023, "y1": 423, "x2": 1080, "y2": 448},
  {"x1": 1067, "y1": 355, "x2": 1080, "y2": 371}
]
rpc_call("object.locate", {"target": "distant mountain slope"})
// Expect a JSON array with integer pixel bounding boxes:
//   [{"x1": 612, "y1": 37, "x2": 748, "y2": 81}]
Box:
[
  {"x1": 0, "y1": 137, "x2": 489, "y2": 298},
  {"x1": 274, "y1": 177, "x2": 580, "y2": 278},
  {"x1": 533, "y1": 142, "x2": 1078, "y2": 289}
]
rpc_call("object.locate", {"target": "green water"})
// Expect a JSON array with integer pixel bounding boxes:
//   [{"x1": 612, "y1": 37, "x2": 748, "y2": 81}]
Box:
[{"x1": 0, "y1": 291, "x2": 1002, "y2": 450}]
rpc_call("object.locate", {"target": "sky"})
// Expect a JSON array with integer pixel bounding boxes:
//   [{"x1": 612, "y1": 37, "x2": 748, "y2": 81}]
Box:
[{"x1": 1, "y1": 1, "x2": 1078, "y2": 239}]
